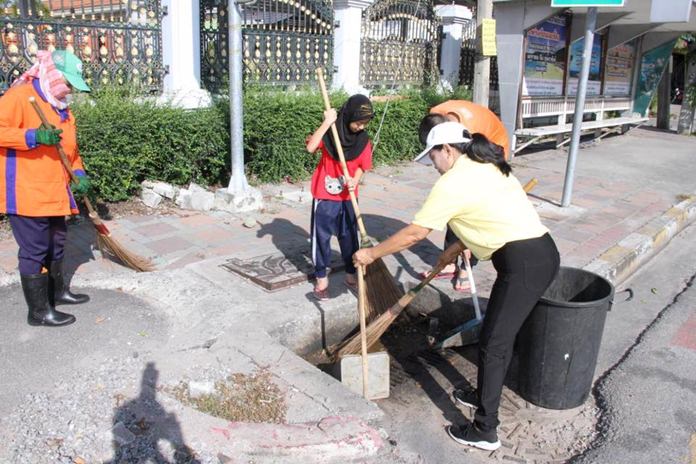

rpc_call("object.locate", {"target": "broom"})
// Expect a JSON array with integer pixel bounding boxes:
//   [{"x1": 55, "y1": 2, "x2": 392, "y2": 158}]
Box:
[
  {"x1": 316, "y1": 69, "x2": 402, "y2": 321},
  {"x1": 29, "y1": 97, "x2": 154, "y2": 272},
  {"x1": 338, "y1": 240, "x2": 466, "y2": 357}
]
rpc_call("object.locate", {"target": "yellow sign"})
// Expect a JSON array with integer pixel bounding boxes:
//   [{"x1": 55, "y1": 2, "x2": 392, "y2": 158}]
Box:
[{"x1": 481, "y1": 18, "x2": 497, "y2": 56}]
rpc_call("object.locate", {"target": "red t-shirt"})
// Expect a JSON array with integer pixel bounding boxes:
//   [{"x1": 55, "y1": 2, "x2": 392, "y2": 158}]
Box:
[{"x1": 310, "y1": 140, "x2": 373, "y2": 201}]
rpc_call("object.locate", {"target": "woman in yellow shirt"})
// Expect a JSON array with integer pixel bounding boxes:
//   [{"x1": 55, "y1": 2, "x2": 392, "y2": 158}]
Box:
[{"x1": 353, "y1": 120, "x2": 560, "y2": 451}]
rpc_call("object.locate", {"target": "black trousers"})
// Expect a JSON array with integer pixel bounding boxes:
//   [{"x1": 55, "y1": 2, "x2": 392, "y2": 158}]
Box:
[
  {"x1": 8, "y1": 215, "x2": 67, "y2": 275},
  {"x1": 474, "y1": 233, "x2": 560, "y2": 431},
  {"x1": 310, "y1": 199, "x2": 359, "y2": 278}
]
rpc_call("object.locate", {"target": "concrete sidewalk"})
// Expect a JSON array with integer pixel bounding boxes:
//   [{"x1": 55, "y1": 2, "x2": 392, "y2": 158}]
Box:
[{"x1": 0, "y1": 126, "x2": 695, "y2": 463}]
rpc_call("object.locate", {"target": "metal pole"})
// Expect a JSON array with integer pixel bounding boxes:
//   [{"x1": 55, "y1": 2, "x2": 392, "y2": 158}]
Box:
[
  {"x1": 228, "y1": 0, "x2": 249, "y2": 194},
  {"x1": 473, "y1": 0, "x2": 492, "y2": 107},
  {"x1": 561, "y1": 7, "x2": 597, "y2": 208}
]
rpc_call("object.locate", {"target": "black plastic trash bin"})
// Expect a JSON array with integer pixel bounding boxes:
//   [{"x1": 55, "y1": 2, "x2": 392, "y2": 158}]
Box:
[{"x1": 517, "y1": 266, "x2": 614, "y2": 410}]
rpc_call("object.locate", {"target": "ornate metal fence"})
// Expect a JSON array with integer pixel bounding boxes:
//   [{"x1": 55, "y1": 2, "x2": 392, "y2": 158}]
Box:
[
  {"x1": 0, "y1": 0, "x2": 164, "y2": 93},
  {"x1": 200, "y1": 0, "x2": 334, "y2": 93},
  {"x1": 360, "y1": 0, "x2": 439, "y2": 87}
]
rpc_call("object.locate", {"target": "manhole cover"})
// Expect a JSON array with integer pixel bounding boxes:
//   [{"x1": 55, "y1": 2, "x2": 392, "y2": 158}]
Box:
[{"x1": 221, "y1": 249, "x2": 345, "y2": 291}]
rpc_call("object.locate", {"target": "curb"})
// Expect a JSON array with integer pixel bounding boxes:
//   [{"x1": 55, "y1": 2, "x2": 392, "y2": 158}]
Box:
[{"x1": 585, "y1": 193, "x2": 696, "y2": 285}]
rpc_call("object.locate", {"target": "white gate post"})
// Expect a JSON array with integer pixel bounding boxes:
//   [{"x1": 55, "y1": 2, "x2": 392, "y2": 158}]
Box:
[
  {"x1": 435, "y1": 4, "x2": 473, "y2": 91},
  {"x1": 160, "y1": 0, "x2": 212, "y2": 108},
  {"x1": 332, "y1": 0, "x2": 374, "y2": 93}
]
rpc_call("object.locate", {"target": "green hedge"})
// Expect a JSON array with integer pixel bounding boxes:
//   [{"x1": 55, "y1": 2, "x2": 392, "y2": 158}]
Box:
[{"x1": 73, "y1": 86, "x2": 472, "y2": 201}]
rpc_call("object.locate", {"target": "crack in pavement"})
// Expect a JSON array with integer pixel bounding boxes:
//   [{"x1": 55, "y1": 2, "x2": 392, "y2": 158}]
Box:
[{"x1": 569, "y1": 270, "x2": 696, "y2": 462}]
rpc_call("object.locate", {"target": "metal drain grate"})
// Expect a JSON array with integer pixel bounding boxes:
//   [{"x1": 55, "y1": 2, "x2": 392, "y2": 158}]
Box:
[{"x1": 220, "y1": 249, "x2": 345, "y2": 291}]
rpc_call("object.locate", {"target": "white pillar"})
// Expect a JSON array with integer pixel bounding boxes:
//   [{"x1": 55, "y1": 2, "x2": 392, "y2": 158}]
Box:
[
  {"x1": 160, "y1": 0, "x2": 212, "y2": 108},
  {"x1": 435, "y1": 5, "x2": 473, "y2": 90},
  {"x1": 332, "y1": 0, "x2": 373, "y2": 94}
]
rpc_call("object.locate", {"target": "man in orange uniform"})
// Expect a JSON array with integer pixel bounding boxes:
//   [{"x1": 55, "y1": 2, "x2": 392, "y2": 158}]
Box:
[
  {"x1": 430, "y1": 100, "x2": 510, "y2": 159},
  {"x1": 418, "y1": 100, "x2": 511, "y2": 289},
  {"x1": 0, "y1": 49, "x2": 92, "y2": 327}
]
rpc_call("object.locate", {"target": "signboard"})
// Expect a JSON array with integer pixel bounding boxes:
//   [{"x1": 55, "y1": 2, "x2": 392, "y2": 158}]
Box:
[
  {"x1": 634, "y1": 40, "x2": 678, "y2": 117},
  {"x1": 481, "y1": 19, "x2": 497, "y2": 56},
  {"x1": 552, "y1": 0, "x2": 624, "y2": 6},
  {"x1": 604, "y1": 42, "x2": 635, "y2": 96},
  {"x1": 522, "y1": 14, "x2": 568, "y2": 96},
  {"x1": 566, "y1": 35, "x2": 603, "y2": 96}
]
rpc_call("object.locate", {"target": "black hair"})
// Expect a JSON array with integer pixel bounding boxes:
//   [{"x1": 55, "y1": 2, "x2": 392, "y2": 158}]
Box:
[
  {"x1": 418, "y1": 113, "x2": 449, "y2": 145},
  {"x1": 444, "y1": 132, "x2": 511, "y2": 177}
]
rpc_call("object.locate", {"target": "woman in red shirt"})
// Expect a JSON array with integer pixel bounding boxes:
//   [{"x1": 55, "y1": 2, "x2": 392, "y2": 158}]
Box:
[{"x1": 305, "y1": 95, "x2": 374, "y2": 300}]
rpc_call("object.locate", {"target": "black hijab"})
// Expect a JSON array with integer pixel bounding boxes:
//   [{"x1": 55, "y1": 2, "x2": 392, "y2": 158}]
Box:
[{"x1": 322, "y1": 94, "x2": 374, "y2": 161}]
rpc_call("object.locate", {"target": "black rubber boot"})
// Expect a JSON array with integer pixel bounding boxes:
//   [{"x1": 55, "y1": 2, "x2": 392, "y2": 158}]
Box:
[
  {"x1": 49, "y1": 259, "x2": 90, "y2": 305},
  {"x1": 21, "y1": 273, "x2": 76, "y2": 327}
]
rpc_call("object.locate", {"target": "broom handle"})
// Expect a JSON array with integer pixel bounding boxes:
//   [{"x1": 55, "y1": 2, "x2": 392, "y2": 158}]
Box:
[
  {"x1": 29, "y1": 97, "x2": 78, "y2": 183},
  {"x1": 462, "y1": 251, "x2": 482, "y2": 321},
  {"x1": 523, "y1": 178, "x2": 538, "y2": 193},
  {"x1": 385, "y1": 240, "x2": 466, "y2": 316},
  {"x1": 28, "y1": 97, "x2": 106, "y2": 232},
  {"x1": 357, "y1": 265, "x2": 369, "y2": 398},
  {"x1": 316, "y1": 69, "x2": 369, "y2": 241}
]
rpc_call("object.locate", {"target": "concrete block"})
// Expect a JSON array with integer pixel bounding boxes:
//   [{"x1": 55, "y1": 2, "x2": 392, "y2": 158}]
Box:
[
  {"x1": 336, "y1": 351, "x2": 390, "y2": 400},
  {"x1": 189, "y1": 183, "x2": 215, "y2": 211},
  {"x1": 140, "y1": 188, "x2": 162, "y2": 208},
  {"x1": 214, "y1": 187, "x2": 264, "y2": 213},
  {"x1": 152, "y1": 181, "x2": 178, "y2": 200},
  {"x1": 175, "y1": 189, "x2": 193, "y2": 209}
]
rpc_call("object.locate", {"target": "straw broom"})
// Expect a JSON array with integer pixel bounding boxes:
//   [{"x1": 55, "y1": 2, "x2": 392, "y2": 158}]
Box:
[
  {"x1": 338, "y1": 240, "x2": 465, "y2": 357},
  {"x1": 316, "y1": 69, "x2": 402, "y2": 322},
  {"x1": 29, "y1": 97, "x2": 154, "y2": 272}
]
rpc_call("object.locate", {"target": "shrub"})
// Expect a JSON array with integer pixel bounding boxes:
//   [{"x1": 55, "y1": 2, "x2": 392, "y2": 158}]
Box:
[
  {"x1": 72, "y1": 85, "x2": 473, "y2": 200},
  {"x1": 73, "y1": 88, "x2": 229, "y2": 201}
]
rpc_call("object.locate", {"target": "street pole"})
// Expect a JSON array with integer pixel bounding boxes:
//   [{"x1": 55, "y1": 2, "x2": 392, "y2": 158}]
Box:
[
  {"x1": 473, "y1": 0, "x2": 492, "y2": 107},
  {"x1": 561, "y1": 7, "x2": 597, "y2": 208},
  {"x1": 228, "y1": 0, "x2": 249, "y2": 195}
]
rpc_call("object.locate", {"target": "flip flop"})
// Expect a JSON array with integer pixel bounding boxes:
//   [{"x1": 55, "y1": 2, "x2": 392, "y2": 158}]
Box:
[
  {"x1": 418, "y1": 270, "x2": 457, "y2": 280},
  {"x1": 312, "y1": 287, "x2": 330, "y2": 301},
  {"x1": 453, "y1": 277, "x2": 471, "y2": 293}
]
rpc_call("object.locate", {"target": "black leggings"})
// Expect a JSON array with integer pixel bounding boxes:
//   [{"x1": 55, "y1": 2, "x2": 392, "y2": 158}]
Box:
[{"x1": 474, "y1": 233, "x2": 560, "y2": 431}]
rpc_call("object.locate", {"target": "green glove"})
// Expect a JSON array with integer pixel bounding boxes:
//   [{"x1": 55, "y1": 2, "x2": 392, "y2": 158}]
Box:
[
  {"x1": 71, "y1": 175, "x2": 91, "y2": 197},
  {"x1": 35, "y1": 128, "x2": 63, "y2": 146}
]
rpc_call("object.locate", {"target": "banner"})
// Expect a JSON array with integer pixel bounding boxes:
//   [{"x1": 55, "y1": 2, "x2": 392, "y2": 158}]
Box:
[
  {"x1": 566, "y1": 35, "x2": 604, "y2": 96},
  {"x1": 604, "y1": 42, "x2": 635, "y2": 96},
  {"x1": 522, "y1": 14, "x2": 568, "y2": 96},
  {"x1": 634, "y1": 40, "x2": 677, "y2": 116}
]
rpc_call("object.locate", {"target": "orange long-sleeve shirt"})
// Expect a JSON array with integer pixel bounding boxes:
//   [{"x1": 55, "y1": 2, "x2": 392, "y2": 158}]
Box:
[
  {"x1": 0, "y1": 80, "x2": 84, "y2": 217},
  {"x1": 430, "y1": 100, "x2": 511, "y2": 160}
]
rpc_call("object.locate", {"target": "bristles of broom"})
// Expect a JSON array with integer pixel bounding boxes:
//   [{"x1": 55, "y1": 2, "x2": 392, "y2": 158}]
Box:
[
  {"x1": 338, "y1": 241, "x2": 466, "y2": 357},
  {"x1": 84, "y1": 199, "x2": 154, "y2": 272},
  {"x1": 364, "y1": 255, "x2": 402, "y2": 322}
]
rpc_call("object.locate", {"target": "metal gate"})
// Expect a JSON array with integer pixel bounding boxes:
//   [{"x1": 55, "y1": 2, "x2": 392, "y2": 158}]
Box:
[
  {"x1": 0, "y1": 0, "x2": 164, "y2": 93},
  {"x1": 360, "y1": 0, "x2": 439, "y2": 87},
  {"x1": 200, "y1": 0, "x2": 333, "y2": 92}
]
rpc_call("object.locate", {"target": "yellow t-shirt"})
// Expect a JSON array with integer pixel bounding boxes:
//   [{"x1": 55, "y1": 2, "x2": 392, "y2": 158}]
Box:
[{"x1": 412, "y1": 156, "x2": 548, "y2": 260}]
